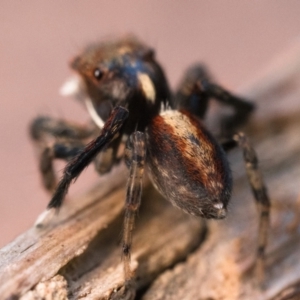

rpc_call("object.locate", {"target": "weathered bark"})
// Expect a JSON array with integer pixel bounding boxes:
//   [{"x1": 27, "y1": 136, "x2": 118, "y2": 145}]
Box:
[{"x1": 1, "y1": 39, "x2": 300, "y2": 300}]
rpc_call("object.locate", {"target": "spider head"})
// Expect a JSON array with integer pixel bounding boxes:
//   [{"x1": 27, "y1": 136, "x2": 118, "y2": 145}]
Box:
[
  {"x1": 72, "y1": 38, "x2": 154, "y2": 110},
  {"x1": 61, "y1": 36, "x2": 170, "y2": 130}
]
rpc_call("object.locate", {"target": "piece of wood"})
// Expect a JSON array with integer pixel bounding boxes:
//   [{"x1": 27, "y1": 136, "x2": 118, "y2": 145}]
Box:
[
  {"x1": 0, "y1": 162, "x2": 205, "y2": 300},
  {"x1": 1, "y1": 38, "x2": 300, "y2": 300}
]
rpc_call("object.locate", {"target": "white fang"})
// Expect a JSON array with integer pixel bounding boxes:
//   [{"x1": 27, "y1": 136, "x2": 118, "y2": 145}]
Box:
[{"x1": 84, "y1": 97, "x2": 104, "y2": 128}]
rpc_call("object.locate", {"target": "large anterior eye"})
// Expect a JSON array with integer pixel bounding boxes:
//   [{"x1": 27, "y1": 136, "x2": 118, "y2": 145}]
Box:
[{"x1": 93, "y1": 68, "x2": 104, "y2": 80}]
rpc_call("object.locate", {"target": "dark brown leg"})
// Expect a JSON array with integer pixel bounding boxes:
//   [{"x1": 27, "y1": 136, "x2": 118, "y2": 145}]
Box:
[
  {"x1": 121, "y1": 131, "x2": 146, "y2": 298},
  {"x1": 94, "y1": 132, "x2": 123, "y2": 174},
  {"x1": 39, "y1": 142, "x2": 84, "y2": 191},
  {"x1": 30, "y1": 116, "x2": 96, "y2": 191},
  {"x1": 199, "y1": 80, "x2": 255, "y2": 135},
  {"x1": 39, "y1": 146, "x2": 56, "y2": 192},
  {"x1": 233, "y1": 132, "x2": 271, "y2": 284},
  {"x1": 30, "y1": 116, "x2": 95, "y2": 141},
  {"x1": 175, "y1": 64, "x2": 211, "y2": 118},
  {"x1": 47, "y1": 106, "x2": 128, "y2": 210},
  {"x1": 175, "y1": 64, "x2": 255, "y2": 135}
]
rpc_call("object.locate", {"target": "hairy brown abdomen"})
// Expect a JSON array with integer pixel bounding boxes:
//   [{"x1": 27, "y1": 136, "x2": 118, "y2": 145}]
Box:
[{"x1": 146, "y1": 109, "x2": 232, "y2": 219}]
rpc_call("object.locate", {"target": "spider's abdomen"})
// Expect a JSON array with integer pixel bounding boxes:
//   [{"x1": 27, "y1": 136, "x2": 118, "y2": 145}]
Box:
[{"x1": 146, "y1": 109, "x2": 232, "y2": 219}]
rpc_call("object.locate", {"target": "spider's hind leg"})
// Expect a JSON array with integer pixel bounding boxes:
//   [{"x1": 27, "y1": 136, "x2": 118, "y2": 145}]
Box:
[
  {"x1": 224, "y1": 132, "x2": 271, "y2": 285},
  {"x1": 175, "y1": 64, "x2": 211, "y2": 119},
  {"x1": 175, "y1": 64, "x2": 255, "y2": 135}
]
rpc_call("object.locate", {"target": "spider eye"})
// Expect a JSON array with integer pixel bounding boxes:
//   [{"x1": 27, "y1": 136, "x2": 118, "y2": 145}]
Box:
[{"x1": 93, "y1": 68, "x2": 103, "y2": 80}]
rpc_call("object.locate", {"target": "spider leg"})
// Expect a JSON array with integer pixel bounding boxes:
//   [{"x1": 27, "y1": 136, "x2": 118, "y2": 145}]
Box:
[
  {"x1": 121, "y1": 131, "x2": 146, "y2": 296},
  {"x1": 175, "y1": 64, "x2": 255, "y2": 134},
  {"x1": 30, "y1": 117, "x2": 96, "y2": 191},
  {"x1": 198, "y1": 79, "x2": 255, "y2": 134},
  {"x1": 94, "y1": 132, "x2": 124, "y2": 174},
  {"x1": 175, "y1": 64, "x2": 211, "y2": 118},
  {"x1": 30, "y1": 116, "x2": 96, "y2": 141},
  {"x1": 228, "y1": 132, "x2": 271, "y2": 284},
  {"x1": 39, "y1": 142, "x2": 84, "y2": 191},
  {"x1": 47, "y1": 106, "x2": 129, "y2": 210}
]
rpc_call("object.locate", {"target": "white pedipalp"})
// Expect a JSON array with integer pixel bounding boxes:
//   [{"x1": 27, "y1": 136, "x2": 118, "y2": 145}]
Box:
[{"x1": 60, "y1": 75, "x2": 84, "y2": 99}]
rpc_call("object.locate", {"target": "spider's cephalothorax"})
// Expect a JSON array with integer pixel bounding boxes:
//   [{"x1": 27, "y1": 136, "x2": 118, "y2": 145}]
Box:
[
  {"x1": 69, "y1": 37, "x2": 171, "y2": 132},
  {"x1": 31, "y1": 36, "x2": 270, "y2": 298}
]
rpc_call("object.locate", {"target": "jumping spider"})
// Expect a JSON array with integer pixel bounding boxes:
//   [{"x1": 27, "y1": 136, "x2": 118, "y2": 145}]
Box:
[{"x1": 31, "y1": 36, "x2": 270, "y2": 297}]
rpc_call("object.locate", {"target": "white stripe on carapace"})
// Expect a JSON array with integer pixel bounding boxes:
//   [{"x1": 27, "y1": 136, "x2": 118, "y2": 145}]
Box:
[{"x1": 137, "y1": 72, "x2": 156, "y2": 103}]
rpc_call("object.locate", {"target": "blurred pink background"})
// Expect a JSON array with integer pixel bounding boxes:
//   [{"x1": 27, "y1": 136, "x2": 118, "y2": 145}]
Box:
[{"x1": 1, "y1": 1, "x2": 300, "y2": 247}]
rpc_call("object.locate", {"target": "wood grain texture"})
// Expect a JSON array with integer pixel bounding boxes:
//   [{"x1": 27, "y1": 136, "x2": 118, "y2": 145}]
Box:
[
  {"x1": 0, "y1": 167, "x2": 205, "y2": 299},
  {"x1": 1, "y1": 39, "x2": 300, "y2": 300}
]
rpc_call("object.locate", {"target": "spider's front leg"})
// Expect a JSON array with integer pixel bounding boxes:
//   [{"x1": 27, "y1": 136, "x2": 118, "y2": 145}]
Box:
[
  {"x1": 30, "y1": 117, "x2": 95, "y2": 191},
  {"x1": 41, "y1": 106, "x2": 129, "y2": 213}
]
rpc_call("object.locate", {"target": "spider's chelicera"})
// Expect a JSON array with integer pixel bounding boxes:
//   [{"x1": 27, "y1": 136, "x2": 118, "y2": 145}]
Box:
[{"x1": 31, "y1": 36, "x2": 270, "y2": 296}]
